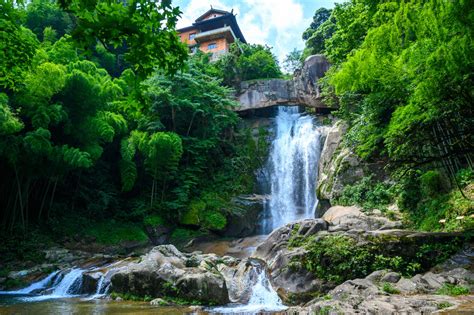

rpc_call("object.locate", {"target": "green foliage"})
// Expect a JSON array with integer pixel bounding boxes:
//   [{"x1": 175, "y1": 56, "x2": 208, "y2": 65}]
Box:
[
  {"x1": 143, "y1": 215, "x2": 165, "y2": 227},
  {"x1": 0, "y1": 94, "x2": 23, "y2": 136},
  {"x1": 212, "y1": 42, "x2": 282, "y2": 87},
  {"x1": 400, "y1": 169, "x2": 474, "y2": 232},
  {"x1": 456, "y1": 168, "x2": 474, "y2": 188},
  {"x1": 381, "y1": 282, "x2": 400, "y2": 294},
  {"x1": 0, "y1": 0, "x2": 268, "y2": 248},
  {"x1": 25, "y1": 0, "x2": 73, "y2": 40},
  {"x1": 303, "y1": 235, "x2": 372, "y2": 283},
  {"x1": 84, "y1": 221, "x2": 148, "y2": 245},
  {"x1": 0, "y1": 16, "x2": 39, "y2": 91},
  {"x1": 302, "y1": 8, "x2": 334, "y2": 58},
  {"x1": 282, "y1": 49, "x2": 302, "y2": 74},
  {"x1": 420, "y1": 170, "x2": 445, "y2": 197},
  {"x1": 324, "y1": 0, "x2": 473, "y2": 166},
  {"x1": 297, "y1": 234, "x2": 463, "y2": 285},
  {"x1": 336, "y1": 176, "x2": 395, "y2": 211},
  {"x1": 58, "y1": 0, "x2": 188, "y2": 77},
  {"x1": 437, "y1": 302, "x2": 454, "y2": 309},
  {"x1": 436, "y1": 284, "x2": 470, "y2": 296}
]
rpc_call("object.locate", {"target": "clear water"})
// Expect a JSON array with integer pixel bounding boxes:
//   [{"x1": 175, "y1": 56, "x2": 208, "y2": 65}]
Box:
[{"x1": 260, "y1": 106, "x2": 325, "y2": 233}]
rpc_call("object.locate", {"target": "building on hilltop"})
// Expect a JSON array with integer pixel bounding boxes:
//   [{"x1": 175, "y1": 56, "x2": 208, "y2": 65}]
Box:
[{"x1": 177, "y1": 8, "x2": 246, "y2": 61}]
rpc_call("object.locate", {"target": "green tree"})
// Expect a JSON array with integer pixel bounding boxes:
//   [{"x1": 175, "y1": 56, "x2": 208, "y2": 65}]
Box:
[
  {"x1": 25, "y1": 0, "x2": 73, "y2": 41},
  {"x1": 213, "y1": 42, "x2": 282, "y2": 87},
  {"x1": 58, "y1": 0, "x2": 188, "y2": 77},
  {"x1": 283, "y1": 49, "x2": 302, "y2": 74},
  {"x1": 302, "y1": 8, "x2": 332, "y2": 40}
]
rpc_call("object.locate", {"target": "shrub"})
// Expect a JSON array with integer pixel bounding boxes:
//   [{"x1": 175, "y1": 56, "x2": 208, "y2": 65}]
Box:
[
  {"x1": 298, "y1": 234, "x2": 463, "y2": 285},
  {"x1": 143, "y1": 215, "x2": 165, "y2": 226},
  {"x1": 84, "y1": 221, "x2": 148, "y2": 245},
  {"x1": 456, "y1": 168, "x2": 473, "y2": 188},
  {"x1": 420, "y1": 170, "x2": 445, "y2": 197},
  {"x1": 382, "y1": 282, "x2": 400, "y2": 294},
  {"x1": 336, "y1": 176, "x2": 395, "y2": 211},
  {"x1": 436, "y1": 284, "x2": 469, "y2": 296},
  {"x1": 437, "y1": 302, "x2": 454, "y2": 309}
]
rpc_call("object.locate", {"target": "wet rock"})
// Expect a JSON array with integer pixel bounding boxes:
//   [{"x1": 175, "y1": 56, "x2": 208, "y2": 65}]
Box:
[
  {"x1": 252, "y1": 219, "x2": 329, "y2": 303},
  {"x1": 176, "y1": 272, "x2": 229, "y2": 305},
  {"x1": 224, "y1": 194, "x2": 266, "y2": 237},
  {"x1": 80, "y1": 271, "x2": 102, "y2": 294}
]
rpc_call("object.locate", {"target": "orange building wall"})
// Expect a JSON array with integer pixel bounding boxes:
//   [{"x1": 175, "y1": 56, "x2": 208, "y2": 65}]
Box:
[
  {"x1": 178, "y1": 29, "x2": 198, "y2": 46},
  {"x1": 200, "y1": 37, "x2": 228, "y2": 53}
]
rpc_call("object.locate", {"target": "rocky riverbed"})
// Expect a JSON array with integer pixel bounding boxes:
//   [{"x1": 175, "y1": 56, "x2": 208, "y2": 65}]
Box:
[{"x1": 1, "y1": 206, "x2": 473, "y2": 314}]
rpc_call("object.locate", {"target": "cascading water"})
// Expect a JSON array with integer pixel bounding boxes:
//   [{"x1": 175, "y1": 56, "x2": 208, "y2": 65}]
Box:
[
  {"x1": 51, "y1": 268, "x2": 84, "y2": 296},
  {"x1": 260, "y1": 106, "x2": 325, "y2": 233},
  {"x1": 211, "y1": 260, "x2": 286, "y2": 314},
  {"x1": 1, "y1": 265, "x2": 116, "y2": 302},
  {"x1": 0, "y1": 271, "x2": 60, "y2": 295}
]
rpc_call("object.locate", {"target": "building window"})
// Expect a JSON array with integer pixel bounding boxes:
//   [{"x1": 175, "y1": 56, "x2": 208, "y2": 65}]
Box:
[
  {"x1": 208, "y1": 43, "x2": 217, "y2": 50},
  {"x1": 189, "y1": 33, "x2": 196, "y2": 40}
]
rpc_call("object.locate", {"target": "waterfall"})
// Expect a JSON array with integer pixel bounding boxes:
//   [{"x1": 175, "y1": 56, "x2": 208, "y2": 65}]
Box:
[
  {"x1": 210, "y1": 260, "x2": 286, "y2": 314},
  {"x1": 0, "y1": 271, "x2": 60, "y2": 295},
  {"x1": 261, "y1": 106, "x2": 325, "y2": 233},
  {"x1": 51, "y1": 268, "x2": 84, "y2": 296}
]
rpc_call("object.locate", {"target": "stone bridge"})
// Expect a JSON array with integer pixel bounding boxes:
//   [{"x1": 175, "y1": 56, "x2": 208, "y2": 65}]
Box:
[{"x1": 235, "y1": 55, "x2": 333, "y2": 112}]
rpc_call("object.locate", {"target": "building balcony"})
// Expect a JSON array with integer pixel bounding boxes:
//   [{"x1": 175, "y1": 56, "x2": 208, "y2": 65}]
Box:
[{"x1": 193, "y1": 26, "x2": 237, "y2": 44}]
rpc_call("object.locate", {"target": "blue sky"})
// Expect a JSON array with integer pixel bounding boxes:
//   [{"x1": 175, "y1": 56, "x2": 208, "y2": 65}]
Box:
[{"x1": 173, "y1": 0, "x2": 342, "y2": 63}]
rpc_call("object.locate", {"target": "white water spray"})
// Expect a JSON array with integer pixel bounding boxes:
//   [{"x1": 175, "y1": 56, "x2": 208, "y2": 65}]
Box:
[
  {"x1": 211, "y1": 262, "x2": 286, "y2": 314},
  {"x1": 261, "y1": 107, "x2": 325, "y2": 233}
]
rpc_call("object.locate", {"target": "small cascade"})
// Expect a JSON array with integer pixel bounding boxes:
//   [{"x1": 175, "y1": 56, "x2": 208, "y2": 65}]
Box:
[
  {"x1": 90, "y1": 269, "x2": 114, "y2": 299},
  {"x1": 260, "y1": 106, "x2": 326, "y2": 233},
  {"x1": 0, "y1": 270, "x2": 60, "y2": 295},
  {"x1": 51, "y1": 268, "x2": 84, "y2": 296},
  {"x1": 211, "y1": 261, "x2": 286, "y2": 314}
]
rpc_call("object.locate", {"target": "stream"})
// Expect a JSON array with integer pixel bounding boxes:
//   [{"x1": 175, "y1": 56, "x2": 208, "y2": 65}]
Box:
[{"x1": 0, "y1": 106, "x2": 325, "y2": 314}]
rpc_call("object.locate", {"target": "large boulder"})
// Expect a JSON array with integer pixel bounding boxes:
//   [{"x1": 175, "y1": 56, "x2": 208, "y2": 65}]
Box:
[
  {"x1": 235, "y1": 55, "x2": 332, "y2": 112},
  {"x1": 316, "y1": 121, "x2": 388, "y2": 214},
  {"x1": 237, "y1": 79, "x2": 296, "y2": 111},
  {"x1": 224, "y1": 194, "x2": 266, "y2": 237},
  {"x1": 110, "y1": 245, "x2": 230, "y2": 305},
  {"x1": 323, "y1": 205, "x2": 402, "y2": 231},
  {"x1": 253, "y1": 219, "x2": 329, "y2": 304},
  {"x1": 293, "y1": 54, "x2": 331, "y2": 108},
  {"x1": 251, "y1": 215, "x2": 465, "y2": 305}
]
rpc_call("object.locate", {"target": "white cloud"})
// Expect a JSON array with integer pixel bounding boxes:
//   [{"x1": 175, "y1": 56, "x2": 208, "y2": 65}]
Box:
[{"x1": 239, "y1": 0, "x2": 310, "y2": 62}]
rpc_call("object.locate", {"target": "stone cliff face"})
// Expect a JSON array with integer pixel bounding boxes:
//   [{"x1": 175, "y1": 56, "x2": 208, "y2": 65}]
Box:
[
  {"x1": 236, "y1": 55, "x2": 332, "y2": 111},
  {"x1": 316, "y1": 120, "x2": 387, "y2": 214}
]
